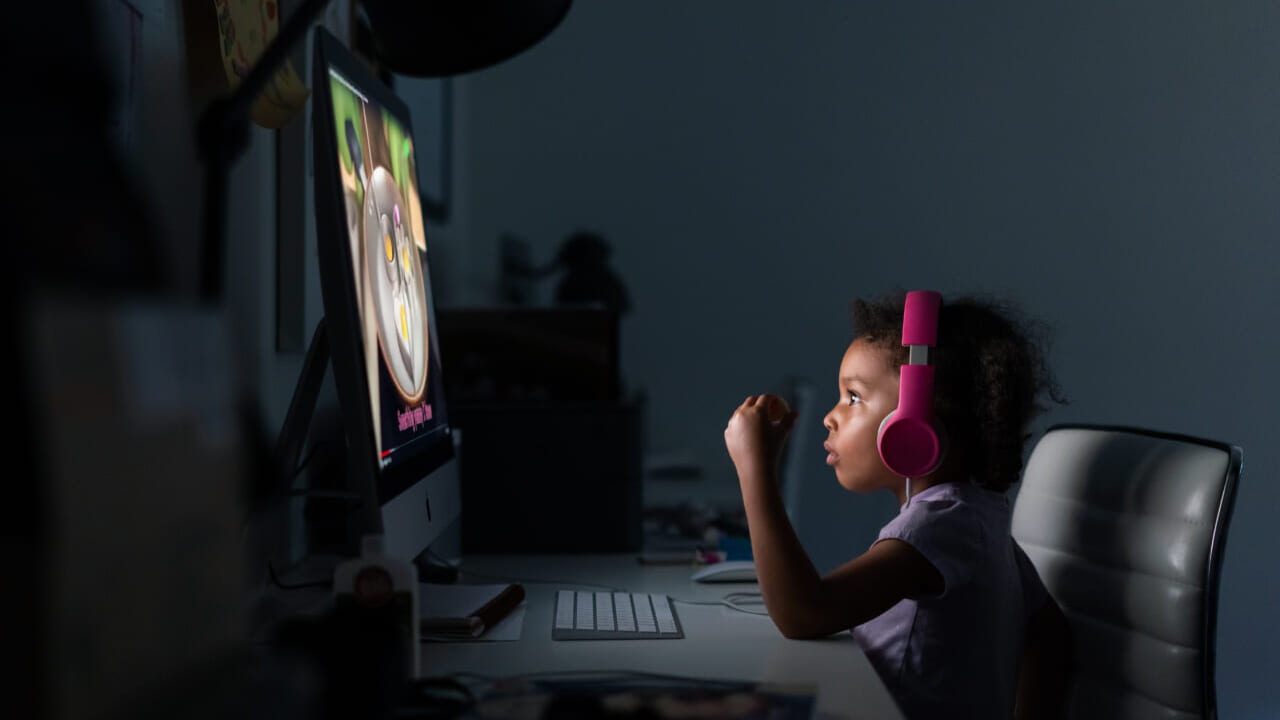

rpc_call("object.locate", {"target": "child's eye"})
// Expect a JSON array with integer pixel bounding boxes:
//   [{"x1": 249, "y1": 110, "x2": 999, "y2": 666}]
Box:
[{"x1": 846, "y1": 391, "x2": 861, "y2": 406}]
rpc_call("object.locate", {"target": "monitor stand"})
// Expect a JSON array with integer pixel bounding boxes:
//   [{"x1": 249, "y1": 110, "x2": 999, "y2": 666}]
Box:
[
  {"x1": 275, "y1": 319, "x2": 460, "y2": 585},
  {"x1": 275, "y1": 318, "x2": 331, "y2": 483},
  {"x1": 274, "y1": 318, "x2": 382, "y2": 537},
  {"x1": 415, "y1": 552, "x2": 459, "y2": 584}
]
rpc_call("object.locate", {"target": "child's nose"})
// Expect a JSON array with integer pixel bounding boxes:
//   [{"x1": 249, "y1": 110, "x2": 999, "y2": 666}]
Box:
[{"x1": 823, "y1": 408, "x2": 837, "y2": 431}]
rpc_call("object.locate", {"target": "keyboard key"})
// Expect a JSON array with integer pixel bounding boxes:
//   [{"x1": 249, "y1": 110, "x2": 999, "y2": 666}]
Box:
[
  {"x1": 554, "y1": 591, "x2": 575, "y2": 630},
  {"x1": 575, "y1": 591, "x2": 594, "y2": 630},
  {"x1": 594, "y1": 592, "x2": 615, "y2": 631},
  {"x1": 634, "y1": 594, "x2": 658, "y2": 633},
  {"x1": 614, "y1": 592, "x2": 636, "y2": 632},
  {"x1": 651, "y1": 594, "x2": 678, "y2": 634}
]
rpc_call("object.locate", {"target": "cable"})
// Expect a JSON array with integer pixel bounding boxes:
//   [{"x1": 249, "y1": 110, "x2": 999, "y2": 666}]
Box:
[
  {"x1": 424, "y1": 549, "x2": 627, "y2": 592},
  {"x1": 266, "y1": 561, "x2": 330, "y2": 589},
  {"x1": 397, "y1": 676, "x2": 476, "y2": 719},
  {"x1": 722, "y1": 591, "x2": 769, "y2": 615},
  {"x1": 672, "y1": 592, "x2": 770, "y2": 616},
  {"x1": 240, "y1": 440, "x2": 349, "y2": 538}
]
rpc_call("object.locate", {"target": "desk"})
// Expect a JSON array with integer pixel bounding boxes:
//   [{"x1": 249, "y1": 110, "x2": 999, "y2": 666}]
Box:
[{"x1": 424, "y1": 554, "x2": 904, "y2": 720}]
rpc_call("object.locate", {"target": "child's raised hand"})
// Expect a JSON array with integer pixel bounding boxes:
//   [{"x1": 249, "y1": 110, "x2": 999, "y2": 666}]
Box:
[{"x1": 724, "y1": 394, "x2": 799, "y2": 493}]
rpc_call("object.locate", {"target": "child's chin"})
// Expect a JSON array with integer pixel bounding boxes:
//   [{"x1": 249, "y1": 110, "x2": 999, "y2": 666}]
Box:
[{"x1": 834, "y1": 473, "x2": 862, "y2": 493}]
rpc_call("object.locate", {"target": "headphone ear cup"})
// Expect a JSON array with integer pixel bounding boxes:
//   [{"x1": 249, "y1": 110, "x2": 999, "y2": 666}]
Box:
[
  {"x1": 877, "y1": 410, "x2": 895, "y2": 445},
  {"x1": 877, "y1": 410, "x2": 943, "y2": 478}
]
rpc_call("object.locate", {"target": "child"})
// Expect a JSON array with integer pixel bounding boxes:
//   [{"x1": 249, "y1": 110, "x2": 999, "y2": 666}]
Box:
[{"x1": 724, "y1": 291, "x2": 1072, "y2": 720}]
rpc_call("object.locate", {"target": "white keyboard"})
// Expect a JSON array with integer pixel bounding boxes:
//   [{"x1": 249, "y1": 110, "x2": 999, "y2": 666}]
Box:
[{"x1": 553, "y1": 590, "x2": 683, "y2": 640}]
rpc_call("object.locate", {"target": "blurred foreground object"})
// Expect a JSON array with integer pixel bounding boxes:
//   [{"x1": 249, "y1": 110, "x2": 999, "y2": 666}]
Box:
[
  {"x1": 27, "y1": 296, "x2": 248, "y2": 720},
  {"x1": 2, "y1": 3, "x2": 246, "y2": 717},
  {"x1": 208, "y1": 0, "x2": 312, "y2": 128}
]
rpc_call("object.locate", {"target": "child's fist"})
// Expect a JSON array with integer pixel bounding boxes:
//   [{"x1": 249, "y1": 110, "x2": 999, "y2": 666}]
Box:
[{"x1": 766, "y1": 395, "x2": 791, "y2": 423}]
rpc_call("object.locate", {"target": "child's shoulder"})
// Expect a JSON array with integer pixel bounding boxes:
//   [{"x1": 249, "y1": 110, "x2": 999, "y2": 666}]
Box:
[
  {"x1": 887, "y1": 482, "x2": 1009, "y2": 537},
  {"x1": 919, "y1": 480, "x2": 1008, "y2": 506},
  {"x1": 879, "y1": 482, "x2": 1017, "y2": 590},
  {"x1": 910, "y1": 480, "x2": 1001, "y2": 512}
]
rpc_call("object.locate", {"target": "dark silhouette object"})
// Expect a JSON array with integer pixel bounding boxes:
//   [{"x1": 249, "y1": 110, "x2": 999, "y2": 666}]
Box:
[
  {"x1": 361, "y1": 0, "x2": 573, "y2": 78},
  {"x1": 497, "y1": 230, "x2": 632, "y2": 314},
  {"x1": 499, "y1": 233, "x2": 541, "y2": 305},
  {"x1": 555, "y1": 230, "x2": 631, "y2": 315}
]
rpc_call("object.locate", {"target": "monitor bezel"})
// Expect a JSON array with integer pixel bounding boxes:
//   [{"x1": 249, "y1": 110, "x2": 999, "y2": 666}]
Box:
[{"x1": 310, "y1": 27, "x2": 455, "y2": 522}]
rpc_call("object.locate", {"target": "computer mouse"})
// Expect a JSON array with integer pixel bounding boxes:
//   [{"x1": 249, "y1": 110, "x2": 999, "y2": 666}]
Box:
[{"x1": 690, "y1": 560, "x2": 758, "y2": 583}]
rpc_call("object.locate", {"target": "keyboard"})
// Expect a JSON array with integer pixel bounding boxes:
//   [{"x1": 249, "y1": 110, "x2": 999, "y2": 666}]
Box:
[{"x1": 553, "y1": 590, "x2": 683, "y2": 640}]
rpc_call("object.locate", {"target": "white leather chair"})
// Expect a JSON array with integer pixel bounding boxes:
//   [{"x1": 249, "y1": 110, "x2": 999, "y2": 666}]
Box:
[{"x1": 1011, "y1": 424, "x2": 1241, "y2": 720}]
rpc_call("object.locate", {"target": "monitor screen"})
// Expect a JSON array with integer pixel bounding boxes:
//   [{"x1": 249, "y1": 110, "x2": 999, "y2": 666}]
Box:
[{"x1": 311, "y1": 28, "x2": 457, "y2": 561}]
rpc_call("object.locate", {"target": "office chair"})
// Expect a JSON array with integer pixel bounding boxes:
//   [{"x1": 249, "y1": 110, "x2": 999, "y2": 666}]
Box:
[{"x1": 1011, "y1": 424, "x2": 1241, "y2": 720}]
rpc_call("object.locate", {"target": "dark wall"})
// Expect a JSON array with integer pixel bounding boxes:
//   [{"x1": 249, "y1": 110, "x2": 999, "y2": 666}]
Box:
[{"x1": 458, "y1": 3, "x2": 1280, "y2": 716}]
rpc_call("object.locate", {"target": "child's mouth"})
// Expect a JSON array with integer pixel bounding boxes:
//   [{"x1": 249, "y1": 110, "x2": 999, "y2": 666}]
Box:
[{"x1": 824, "y1": 441, "x2": 838, "y2": 466}]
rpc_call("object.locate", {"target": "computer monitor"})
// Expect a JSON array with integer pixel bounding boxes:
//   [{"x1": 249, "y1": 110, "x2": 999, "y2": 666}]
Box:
[{"x1": 309, "y1": 27, "x2": 458, "y2": 564}]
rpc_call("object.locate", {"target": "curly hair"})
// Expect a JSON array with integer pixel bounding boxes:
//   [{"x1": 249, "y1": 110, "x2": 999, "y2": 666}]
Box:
[{"x1": 851, "y1": 291, "x2": 1067, "y2": 493}]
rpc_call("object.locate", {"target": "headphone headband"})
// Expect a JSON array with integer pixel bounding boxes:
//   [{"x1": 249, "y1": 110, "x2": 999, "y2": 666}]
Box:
[
  {"x1": 902, "y1": 290, "x2": 941, "y2": 347},
  {"x1": 877, "y1": 290, "x2": 944, "y2": 478}
]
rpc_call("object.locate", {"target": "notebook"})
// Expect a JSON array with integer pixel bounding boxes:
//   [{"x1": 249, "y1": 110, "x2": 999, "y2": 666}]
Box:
[{"x1": 419, "y1": 583, "x2": 526, "y2": 641}]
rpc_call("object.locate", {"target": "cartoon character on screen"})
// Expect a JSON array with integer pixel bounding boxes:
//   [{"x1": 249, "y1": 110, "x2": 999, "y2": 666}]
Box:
[
  {"x1": 362, "y1": 162, "x2": 430, "y2": 406},
  {"x1": 342, "y1": 117, "x2": 368, "y2": 297}
]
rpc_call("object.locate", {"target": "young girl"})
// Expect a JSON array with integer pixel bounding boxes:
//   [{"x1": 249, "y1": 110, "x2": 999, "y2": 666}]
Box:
[{"x1": 724, "y1": 292, "x2": 1072, "y2": 720}]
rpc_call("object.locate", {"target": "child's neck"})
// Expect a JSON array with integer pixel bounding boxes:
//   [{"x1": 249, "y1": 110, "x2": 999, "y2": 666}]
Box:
[{"x1": 895, "y1": 473, "x2": 957, "y2": 507}]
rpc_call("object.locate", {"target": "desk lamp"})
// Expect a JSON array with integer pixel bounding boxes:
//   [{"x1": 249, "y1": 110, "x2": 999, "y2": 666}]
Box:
[{"x1": 198, "y1": 0, "x2": 574, "y2": 301}]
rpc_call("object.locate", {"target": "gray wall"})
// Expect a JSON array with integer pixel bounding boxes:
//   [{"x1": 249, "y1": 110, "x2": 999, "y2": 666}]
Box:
[
  {"x1": 454, "y1": 2, "x2": 1279, "y2": 717},
  {"x1": 123, "y1": 1, "x2": 1277, "y2": 716}
]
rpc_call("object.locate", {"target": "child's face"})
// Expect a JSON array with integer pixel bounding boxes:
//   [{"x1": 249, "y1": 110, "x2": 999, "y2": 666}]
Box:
[{"x1": 822, "y1": 339, "x2": 903, "y2": 494}]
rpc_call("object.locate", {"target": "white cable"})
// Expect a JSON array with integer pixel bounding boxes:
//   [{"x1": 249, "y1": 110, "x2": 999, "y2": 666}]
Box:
[{"x1": 672, "y1": 592, "x2": 769, "y2": 616}]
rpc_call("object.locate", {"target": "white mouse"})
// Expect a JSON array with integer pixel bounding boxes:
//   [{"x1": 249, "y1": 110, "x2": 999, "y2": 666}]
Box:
[{"x1": 690, "y1": 560, "x2": 758, "y2": 583}]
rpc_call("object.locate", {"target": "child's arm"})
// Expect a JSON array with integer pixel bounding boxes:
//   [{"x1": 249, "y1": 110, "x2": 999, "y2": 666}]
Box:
[
  {"x1": 725, "y1": 395, "x2": 942, "y2": 639},
  {"x1": 1014, "y1": 594, "x2": 1073, "y2": 720}
]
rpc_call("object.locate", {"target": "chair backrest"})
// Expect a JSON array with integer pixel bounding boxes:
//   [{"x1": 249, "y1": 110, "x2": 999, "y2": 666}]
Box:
[{"x1": 1011, "y1": 424, "x2": 1241, "y2": 720}]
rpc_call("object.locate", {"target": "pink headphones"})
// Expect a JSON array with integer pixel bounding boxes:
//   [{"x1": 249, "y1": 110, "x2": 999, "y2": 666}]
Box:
[{"x1": 877, "y1": 290, "x2": 944, "y2": 478}]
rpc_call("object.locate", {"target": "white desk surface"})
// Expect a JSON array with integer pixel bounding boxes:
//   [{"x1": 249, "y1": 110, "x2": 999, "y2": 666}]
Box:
[{"x1": 424, "y1": 554, "x2": 904, "y2": 720}]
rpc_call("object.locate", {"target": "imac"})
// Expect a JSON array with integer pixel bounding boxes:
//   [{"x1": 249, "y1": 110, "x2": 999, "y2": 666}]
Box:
[{"x1": 291, "y1": 27, "x2": 459, "y2": 569}]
